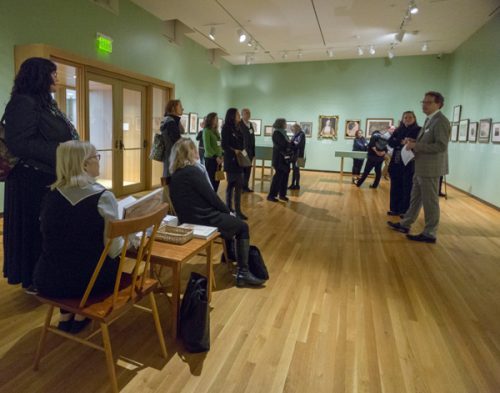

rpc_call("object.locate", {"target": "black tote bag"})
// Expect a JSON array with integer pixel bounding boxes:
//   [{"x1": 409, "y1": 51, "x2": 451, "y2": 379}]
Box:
[
  {"x1": 179, "y1": 272, "x2": 210, "y2": 352},
  {"x1": 248, "y1": 245, "x2": 269, "y2": 280}
]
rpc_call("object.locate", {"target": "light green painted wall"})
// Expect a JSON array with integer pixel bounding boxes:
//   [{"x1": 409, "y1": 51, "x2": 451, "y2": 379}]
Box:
[{"x1": 446, "y1": 13, "x2": 500, "y2": 207}]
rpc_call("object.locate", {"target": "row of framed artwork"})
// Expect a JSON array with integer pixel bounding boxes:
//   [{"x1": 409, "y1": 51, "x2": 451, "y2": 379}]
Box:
[{"x1": 451, "y1": 105, "x2": 499, "y2": 143}]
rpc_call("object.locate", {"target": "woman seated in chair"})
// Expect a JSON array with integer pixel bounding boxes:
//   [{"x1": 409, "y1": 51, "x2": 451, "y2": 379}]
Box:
[
  {"x1": 169, "y1": 138, "x2": 265, "y2": 288},
  {"x1": 34, "y1": 141, "x2": 122, "y2": 333}
]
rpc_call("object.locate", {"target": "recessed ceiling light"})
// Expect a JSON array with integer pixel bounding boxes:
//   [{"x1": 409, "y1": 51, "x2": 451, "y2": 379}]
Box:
[
  {"x1": 409, "y1": 1, "x2": 419, "y2": 14},
  {"x1": 237, "y1": 29, "x2": 247, "y2": 43},
  {"x1": 422, "y1": 42, "x2": 429, "y2": 52},
  {"x1": 327, "y1": 48, "x2": 334, "y2": 58},
  {"x1": 208, "y1": 26, "x2": 215, "y2": 41},
  {"x1": 357, "y1": 46, "x2": 364, "y2": 56},
  {"x1": 369, "y1": 45, "x2": 376, "y2": 55}
]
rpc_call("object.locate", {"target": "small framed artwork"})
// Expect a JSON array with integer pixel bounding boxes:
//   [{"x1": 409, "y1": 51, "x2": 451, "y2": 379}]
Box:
[
  {"x1": 478, "y1": 118, "x2": 492, "y2": 143},
  {"x1": 365, "y1": 118, "x2": 393, "y2": 138},
  {"x1": 468, "y1": 122, "x2": 478, "y2": 142},
  {"x1": 180, "y1": 114, "x2": 189, "y2": 134},
  {"x1": 491, "y1": 122, "x2": 500, "y2": 143},
  {"x1": 452, "y1": 105, "x2": 462, "y2": 123},
  {"x1": 264, "y1": 125, "x2": 273, "y2": 137},
  {"x1": 300, "y1": 121, "x2": 313, "y2": 138},
  {"x1": 286, "y1": 121, "x2": 297, "y2": 137},
  {"x1": 189, "y1": 112, "x2": 198, "y2": 134},
  {"x1": 250, "y1": 119, "x2": 262, "y2": 136},
  {"x1": 458, "y1": 119, "x2": 469, "y2": 142},
  {"x1": 345, "y1": 119, "x2": 361, "y2": 139},
  {"x1": 217, "y1": 118, "x2": 223, "y2": 132},
  {"x1": 197, "y1": 117, "x2": 205, "y2": 131},
  {"x1": 450, "y1": 124, "x2": 459, "y2": 141},
  {"x1": 318, "y1": 115, "x2": 339, "y2": 139}
]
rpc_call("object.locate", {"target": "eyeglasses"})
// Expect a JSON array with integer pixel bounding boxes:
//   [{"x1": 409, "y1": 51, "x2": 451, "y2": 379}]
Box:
[
  {"x1": 87, "y1": 154, "x2": 101, "y2": 161},
  {"x1": 420, "y1": 100, "x2": 435, "y2": 104}
]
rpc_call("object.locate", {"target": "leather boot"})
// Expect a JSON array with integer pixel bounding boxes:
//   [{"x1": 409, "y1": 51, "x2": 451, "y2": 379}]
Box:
[
  {"x1": 234, "y1": 187, "x2": 248, "y2": 220},
  {"x1": 220, "y1": 238, "x2": 237, "y2": 263},
  {"x1": 235, "y1": 239, "x2": 264, "y2": 287}
]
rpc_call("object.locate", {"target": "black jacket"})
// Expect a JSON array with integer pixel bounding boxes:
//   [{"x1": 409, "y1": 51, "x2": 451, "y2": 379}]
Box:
[
  {"x1": 239, "y1": 120, "x2": 256, "y2": 159},
  {"x1": 291, "y1": 130, "x2": 306, "y2": 158},
  {"x1": 221, "y1": 123, "x2": 244, "y2": 173},
  {"x1": 353, "y1": 137, "x2": 368, "y2": 152},
  {"x1": 367, "y1": 131, "x2": 387, "y2": 163},
  {"x1": 388, "y1": 122, "x2": 421, "y2": 171},
  {"x1": 5, "y1": 94, "x2": 75, "y2": 174},
  {"x1": 272, "y1": 129, "x2": 292, "y2": 171}
]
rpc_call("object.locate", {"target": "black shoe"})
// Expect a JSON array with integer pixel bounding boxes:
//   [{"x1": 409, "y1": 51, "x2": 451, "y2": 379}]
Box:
[
  {"x1": 236, "y1": 212, "x2": 248, "y2": 220},
  {"x1": 24, "y1": 285, "x2": 38, "y2": 295},
  {"x1": 267, "y1": 196, "x2": 279, "y2": 202},
  {"x1": 288, "y1": 185, "x2": 294, "y2": 189},
  {"x1": 70, "y1": 318, "x2": 91, "y2": 334},
  {"x1": 406, "y1": 233, "x2": 436, "y2": 243},
  {"x1": 399, "y1": 214, "x2": 405, "y2": 219},
  {"x1": 387, "y1": 211, "x2": 399, "y2": 216},
  {"x1": 439, "y1": 193, "x2": 447, "y2": 197},
  {"x1": 293, "y1": 185, "x2": 300, "y2": 190},
  {"x1": 279, "y1": 196, "x2": 289, "y2": 202},
  {"x1": 369, "y1": 184, "x2": 378, "y2": 189},
  {"x1": 387, "y1": 221, "x2": 410, "y2": 234},
  {"x1": 57, "y1": 319, "x2": 73, "y2": 333},
  {"x1": 236, "y1": 270, "x2": 265, "y2": 287},
  {"x1": 243, "y1": 187, "x2": 254, "y2": 193}
]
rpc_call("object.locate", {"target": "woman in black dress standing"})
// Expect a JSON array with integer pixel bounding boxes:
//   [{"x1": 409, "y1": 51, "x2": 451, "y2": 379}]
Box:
[
  {"x1": 352, "y1": 129, "x2": 368, "y2": 184},
  {"x1": 267, "y1": 118, "x2": 293, "y2": 202},
  {"x1": 3, "y1": 57, "x2": 78, "y2": 292}
]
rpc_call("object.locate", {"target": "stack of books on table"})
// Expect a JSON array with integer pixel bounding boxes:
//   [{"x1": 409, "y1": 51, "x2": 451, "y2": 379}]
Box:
[{"x1": 178, "y1": 223, "x2": 218, "y2": 239}]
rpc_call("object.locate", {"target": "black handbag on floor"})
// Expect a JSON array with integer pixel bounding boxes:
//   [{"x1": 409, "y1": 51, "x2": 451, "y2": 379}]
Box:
[
  {"x1": 179, "y1": 272, "x2": 210, "y2": 352},
  {"x1": 248, "y1": 245, "x2": 269, "y2": 280}
]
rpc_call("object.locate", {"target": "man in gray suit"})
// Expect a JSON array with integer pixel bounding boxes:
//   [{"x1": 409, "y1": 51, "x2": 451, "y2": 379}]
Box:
[{"x1": 387, "y1": 91, "x2": 451, "y2": 243}]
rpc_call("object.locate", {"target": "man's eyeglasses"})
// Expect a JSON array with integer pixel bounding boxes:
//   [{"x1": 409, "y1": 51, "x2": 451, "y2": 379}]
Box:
[
  {"x1": 420, "y1": 100, "x2": 435, "y2": 104},
  {"x1": 87, "y1": 154, "x2": 101, "y2": 161}
]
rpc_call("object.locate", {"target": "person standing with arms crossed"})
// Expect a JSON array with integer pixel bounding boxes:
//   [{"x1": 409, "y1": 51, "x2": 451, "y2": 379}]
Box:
[
  {"x1": 387, "y1": 91, "x2": 451, "y2": 243},
  {"x1": 239, "y1": 108, "x2": 255, "y2": 193}
]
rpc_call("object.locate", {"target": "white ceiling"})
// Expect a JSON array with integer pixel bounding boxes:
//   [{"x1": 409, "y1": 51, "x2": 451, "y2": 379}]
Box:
[{"x1": 131, "y1": 0, "x2": 500, "y2": 65}]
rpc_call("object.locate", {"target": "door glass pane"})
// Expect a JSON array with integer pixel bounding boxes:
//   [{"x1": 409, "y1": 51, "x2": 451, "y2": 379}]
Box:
[
  {"x1": 123, "y1": 88, "x2": 142, "y2": 186},
  {"x1": 53, "y1": 62, "x2": 79, "y2": 130},
  {"x1": 152, "y1": 87, "x2": 167, "y2": 186},
  {"x1": 88, "y1": 80, "x2": 113, "y2": 189}
]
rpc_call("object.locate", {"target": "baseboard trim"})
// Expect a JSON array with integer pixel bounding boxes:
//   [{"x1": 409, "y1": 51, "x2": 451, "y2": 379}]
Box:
[{"x1": 446, "y1": 182, "x2": 500, "y2": 211}]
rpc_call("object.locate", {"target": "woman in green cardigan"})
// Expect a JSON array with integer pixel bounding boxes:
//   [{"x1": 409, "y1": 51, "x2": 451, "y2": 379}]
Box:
[{"x1": 202, "y1": 112, "x2": 224, "y2": 191}]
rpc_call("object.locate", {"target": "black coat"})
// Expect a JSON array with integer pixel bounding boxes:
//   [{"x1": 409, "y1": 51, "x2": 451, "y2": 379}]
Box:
[
  {"x1": 366, "y1": 132, "x2": 387, "y2": 163},
  {"x1": 272, "y1": 129, "x2": 292, "y2": 171},
  {"x1": 5, "y1": 94, "x2": 75, "y2": 174},
  {"x1": 353, "y1": 137, "x2": 368, "y2": 152},
  {"x1": 221, "y1": 123, "x2": 244, "y2": 173},
  {"x1": 388, "y1": 123, "x2": 421, "y2": 173},
  {"x1": 239, "y1": 120, "x2": 256, "y2": 159}
]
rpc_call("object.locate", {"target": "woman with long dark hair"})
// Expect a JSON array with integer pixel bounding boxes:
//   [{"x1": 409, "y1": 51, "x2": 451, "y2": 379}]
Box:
[
  {"x1": 221, "y1": 108, "x2": 247, "y2": 220},
  {"x1": 203, "y1": 112, "x2": 223, "y2": 192},
  {"x1": 3, "y1": 57, "x2": 79, "y2": 292},
  {"x1": 160, "y1": 99, "x2": 184, "y2": 181}
]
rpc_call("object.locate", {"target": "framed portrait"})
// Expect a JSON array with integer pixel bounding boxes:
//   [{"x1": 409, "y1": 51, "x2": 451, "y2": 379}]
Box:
[
  {"x1": 318, "y1": 115, "x2": 339, "y2": 139},
  {"x1": 300, "y1": 121, "x2": 313, "y2": 138},
  {"x1": 180, "y1": 114, "x2": 189, "y2": 134},
  {"x1": 189, "y1": 112, "x2": 198, "y2": 134},
  {"x1": 264, "y1": 125, "x2": 273, "y2": 137},
  {"x1": 250, "y1": 119, "x2": 262, "y2": 136},
  {"x1": 468, "y1": 122, "x2": 478, "y2": 142},
  {"x1": 478, "y1": 118, "x2": 492, "y2": 143},
  {"x1": 458, "y1": 119, "x2": 469, "y2": 142},
  {"x1": 491, "y1": 122, "x2": 500, "y2": 143},
  {"x1": 452, "y1": 105, "x2": 462, "y2": 123},
  {"x1": 450, "y1": 124, "x2": 459, "y2": 142},
  {"x1": 365, "y1": 118, "x2": 393, "y2": 138},
  {"x1": 286, "y1": 121, "x2": 297, "y2": 137},
  {"x1": 197, "y1": 117, "x2": 204, "y2": 131},
  {"x1": 345, "y1": 119, "x2": 361, "y2": 139}
]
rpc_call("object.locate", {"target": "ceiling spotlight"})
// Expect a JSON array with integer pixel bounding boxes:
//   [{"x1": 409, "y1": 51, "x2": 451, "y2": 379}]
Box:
[
  {"x1": 357, "y1": 46, "x2": 364, "y2": 56},
  {"x1": 208, "y1": 26, "x2": 216, "y2": 41},
  {"x1": 409, "y1": 1, "x2": 419, "y2": 15},
  {"x1": 297, "y1": 50, "x2": 303, "y2": 59},
  {"x1": 237, "y1": 29, "x2": 247, "y2": 43},
  {"x1": 327, "y1": 48, "x2": 334, "y2": 58},
  {"x1": 247, "y1": 39, "x2": 254, "y2": 47},
  {"x1": 395, "y1": 30, "x2": 406, "y2": 43},
  {"x1": 388, "y1": 50, "x2": 395, "y2": 59},
  {"x1": 369, "y1": 45, "x2": 376, "y2": 55},
  {"x1": 282, "y1": 51, "x2": 288, "y2": 59},
  {"x1": 421, "y1": 42, "x2": 429, "y2": 52}
]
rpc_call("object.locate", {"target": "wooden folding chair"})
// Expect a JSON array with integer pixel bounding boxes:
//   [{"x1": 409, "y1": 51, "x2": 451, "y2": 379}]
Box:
[{"x1": 33, "y1": 203, "x2": 170, "y2": 393}]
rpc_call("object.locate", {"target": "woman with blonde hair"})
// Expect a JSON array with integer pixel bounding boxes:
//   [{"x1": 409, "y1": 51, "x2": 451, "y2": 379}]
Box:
[
  {"x1": 34, "y1": 141, "x2": 122, "y2": 333},
  {"x1": 169, "y1": 138, "x2": 265, "y2": 287}
]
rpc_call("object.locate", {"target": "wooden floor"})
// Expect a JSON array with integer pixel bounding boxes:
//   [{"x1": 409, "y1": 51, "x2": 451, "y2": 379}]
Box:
[{"x1": 1, "y1": 171, "x2": 499, "y2": 393}]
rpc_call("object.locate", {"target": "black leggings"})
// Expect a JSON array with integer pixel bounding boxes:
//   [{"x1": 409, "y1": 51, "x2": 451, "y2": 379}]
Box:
[
  {"x1": 356, "y1": 159, "x2": 383, "y2": 188},
  {"x1": 226, "y1": 172, "x2": 243, "y2": 212},
  {"x1": 205, "y1": 157, "x2": 220, "y2": 192}
]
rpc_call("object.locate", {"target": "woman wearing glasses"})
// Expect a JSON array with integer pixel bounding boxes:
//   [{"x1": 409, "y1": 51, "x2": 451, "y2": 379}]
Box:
[
  {"x1": 33, "y1": 141, "x2": 122, "y2": 333},
  {"x1": 3, "y1": 57, "x2": 79, "y2": 293}
]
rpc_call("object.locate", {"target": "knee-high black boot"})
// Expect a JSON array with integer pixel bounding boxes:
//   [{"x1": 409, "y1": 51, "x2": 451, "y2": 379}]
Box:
[
  {"x1": 221, "y1": 238, "x2": 237, "y2": 263},
  {"x1": 235, "y1": 239, "x2": 265, "y2": 287}
]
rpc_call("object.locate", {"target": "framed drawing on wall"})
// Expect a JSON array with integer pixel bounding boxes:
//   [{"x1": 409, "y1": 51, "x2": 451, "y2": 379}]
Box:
[
  {"x1": 189, "y1": 112, "x2": 198, "y2": 134},
  {"x1": 468, "y1": 122, "x2": 478, "y2": 142},
  {"x1": 217, "y1": 118, "x2": 223, "y2": 132},
  {"x1": 197, "y1": 117, "x2": 204, "y2": 132},
  {"x1": 452, "y1": 105, "x2": 462, "y2": 123},
  {"x1": 250, "y1": 119, "x2": 262, "y2": 136},
  {"x1": 491, "y1": 122, "x2": 500, "y2": 143},
  {"x1": 345, "y1": 119, "x2": 361, "y2": 138},
  {"x1": 458, "y1": 119, "x2": 469, "y2": 142},
  {"x1": 318, "y1": 115, "x2": 338, "y2": 139},
  {"x1": 478, "y1": 118, "x2": 491, "y2": 143},
  {"x1": 264, "y1": 125, "x2": 273, "y2": 137},
  {"x1": 365, "y1": 118, "x2": 393, "y2": 138},
  {"x1": 450, "y1": 124, "x2": 459, "y2": 141},
  {"x1": 180, "y1": 114, "x2": 189, "y2": 134},
  {"x1": 300, "y1": 122, "x2": 313, "y2": 138},
  {"x1": 286, "y1": 121, "x2": 297, "y2": 137}
]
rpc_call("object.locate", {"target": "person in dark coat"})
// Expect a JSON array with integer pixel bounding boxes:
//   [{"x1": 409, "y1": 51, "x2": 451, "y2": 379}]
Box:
[
  {"x1": 3, "y1": 57, "x2": 79, "y2": 292},
  {"x1": 160, "y1": 99, "x2": 184, "y2": 180},
  {"x1": 387, "y1": 111, "x2": 421, "y2": 216},
  {"x1": 221, "y1": 108, "x2": 247, "y2": 220},
  {"x1": 267, "y1": 118, "x2": 293, "y2": 202},
  {"x1": 289, "y1": 123, "x2": 306, "y2": 190},
  {"x1": 356, "y1": 130, "x2": 388, "y2": 188},
  {"x1": 169, "y1": 138, "x2": 264, "y2": 287},
  {"x1": 239, "y1": 108, "x2": 256, "y2": 192},
  {"x1": 352, "y1": 130, "x2": 368, "y2": 184},
  {"x1": 196, "y1": 117, "x2": 205, "y2": 166}
]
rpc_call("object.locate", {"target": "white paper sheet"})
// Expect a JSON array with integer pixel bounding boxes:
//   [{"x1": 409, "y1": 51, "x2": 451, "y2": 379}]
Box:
[{"x1": 401, "y1": 147, "x2": 415, "y2": 166}]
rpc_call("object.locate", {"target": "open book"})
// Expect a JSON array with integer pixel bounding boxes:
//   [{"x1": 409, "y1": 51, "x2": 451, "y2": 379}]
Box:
[
  {"x1": 117, "y1": 188, "x2": 163, "y2": 219},
  {"x1": 179, "y1": 223, "x2": 218, "y2": 239}
]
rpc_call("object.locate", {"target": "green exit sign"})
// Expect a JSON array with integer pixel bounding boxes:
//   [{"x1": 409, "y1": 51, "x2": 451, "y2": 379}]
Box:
[{"x1": 96, "y1": 33, "x2": 113, "y2": 53}]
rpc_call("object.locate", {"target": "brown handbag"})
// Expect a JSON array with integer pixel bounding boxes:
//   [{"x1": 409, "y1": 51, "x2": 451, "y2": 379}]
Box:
[
  {"x1": 215, "y1": 165, "x2": 225, "y2": 181},
  {"x1": 235, "y1": 150, "x2": 252, "y2": 167}
]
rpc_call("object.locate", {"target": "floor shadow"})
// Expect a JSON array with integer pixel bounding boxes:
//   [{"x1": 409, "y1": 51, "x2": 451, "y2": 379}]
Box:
[{"x1": 287, "y1": 200, "x2": 339, "y2": 223}]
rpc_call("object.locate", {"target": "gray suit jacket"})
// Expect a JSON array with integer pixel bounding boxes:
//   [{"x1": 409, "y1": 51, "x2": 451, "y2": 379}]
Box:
[{"x1": 414, "y1": 111, "x2": 451, "y2": 177}]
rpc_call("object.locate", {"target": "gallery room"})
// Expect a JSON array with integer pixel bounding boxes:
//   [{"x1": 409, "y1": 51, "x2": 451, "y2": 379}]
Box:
[{"x1": 0, "y1": 0, "x2": 499, "y2": 392}]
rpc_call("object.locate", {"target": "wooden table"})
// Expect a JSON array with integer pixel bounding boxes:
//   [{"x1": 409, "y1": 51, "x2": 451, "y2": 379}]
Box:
[
  {"x1": 144, "y1": 232, "x2": 220, "y2": 338},
  {"x1": 252, "y1": 145, "x2": 274, "y2": 191},
  {"x1": 334, "y1": 151, "x2": 367, "y2": 182}
]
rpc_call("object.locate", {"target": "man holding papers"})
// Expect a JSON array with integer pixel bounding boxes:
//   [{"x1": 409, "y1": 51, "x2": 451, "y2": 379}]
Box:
[{"x1": 387, "y1": 91, "x2": 451, "y2": 243}]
